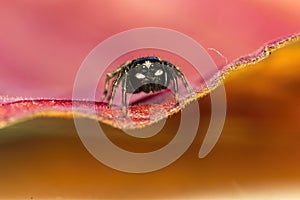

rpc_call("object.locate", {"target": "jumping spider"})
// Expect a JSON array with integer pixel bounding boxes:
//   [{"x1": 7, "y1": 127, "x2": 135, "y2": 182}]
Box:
[{"x1": 101, "y1": 56, "x2": 193, "y2": 116}]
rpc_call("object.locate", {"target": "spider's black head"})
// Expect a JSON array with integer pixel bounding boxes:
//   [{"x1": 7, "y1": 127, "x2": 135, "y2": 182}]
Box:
[{"x1": 126, "y1": 57, "x2": 171, "y2": 94}]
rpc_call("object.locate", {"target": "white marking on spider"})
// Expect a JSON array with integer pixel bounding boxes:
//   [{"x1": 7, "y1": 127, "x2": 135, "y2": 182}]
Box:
[
  {"x1": 135, "y1": 73, "x2": 146, "y2": 79},
  {"x1": 154, "y1": 69, "x2": 163, "y2": 76},
  {"x1": 143, "y1": 60, "x2": 152, "y2": 68}
]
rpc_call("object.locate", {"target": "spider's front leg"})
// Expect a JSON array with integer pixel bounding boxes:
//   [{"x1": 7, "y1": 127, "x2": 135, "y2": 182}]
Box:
[
  {"x1": 107, "y1": 73, "x2": 123, "y2": 108},
  {"x1": 170, "y1": 69, "x2": 179, "y2": 106},
  {"x1": 100, "y1": 61, "x2": 130, "y2": 102},
  {"x1": 121, "y1": 73, "x2": 128, "y2": 117},
  {"x1": 172, "y1": 65, "x2": 194, "y2": 95},
  {"x1": 101, "y1": 69, "x2": 122, "y2": 102}
]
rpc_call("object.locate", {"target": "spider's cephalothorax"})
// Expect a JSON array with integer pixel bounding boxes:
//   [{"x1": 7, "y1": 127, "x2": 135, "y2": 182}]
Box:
[{"x1": 101, "y1": 56, "x2": 193, "y2": 116}]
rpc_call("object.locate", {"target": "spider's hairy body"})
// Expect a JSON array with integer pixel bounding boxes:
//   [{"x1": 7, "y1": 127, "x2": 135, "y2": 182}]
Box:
[{"x1": 101, "y1": 56, "x2": 192, "y2": 116}]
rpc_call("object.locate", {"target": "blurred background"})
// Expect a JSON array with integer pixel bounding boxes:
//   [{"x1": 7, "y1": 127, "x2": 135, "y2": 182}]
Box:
[
  {"x1": 0, "y1": 0, "x2": 299, "y2": 98},
  {"x1": 0, "y1": 0, "x2": 300, "y2": 199}
]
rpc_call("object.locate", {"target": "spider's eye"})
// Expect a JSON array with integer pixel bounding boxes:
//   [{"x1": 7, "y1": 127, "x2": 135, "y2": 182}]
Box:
[
  {"x1": 149, "y1": 64, "x2": 155, "y2": 71},
  {"x1": 141, "y1": 65, "x2": 148, "y2": 73},
  {"x1": 154, "y1": 69, "x2": 164, "y2": 76},
  {"x1": 135, "y1": 72, "x2": 146, "y2": 79}
]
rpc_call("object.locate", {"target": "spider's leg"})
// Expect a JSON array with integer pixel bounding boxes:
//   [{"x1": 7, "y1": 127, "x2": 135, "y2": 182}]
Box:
[
  {"x1": 101, "y1": 62, "x2": 130, "y2": 102},
  {"x1": 121, "y1": 73, "x2": 128, "y2": 117},
  {"x1": 107, "y1": 73, "x2": 123, "y2": 108},
  {"x1": 171, "y1": 65, "x2": 193, "y2": 94},
  {"x1": 101, "y1": 74, "x2": 113, "y2": 102},
  {"x1": 100, "y1": 69, "x2": 122, "y2": 101},
  {"x1": 170, "y1": 69, "x2": 179, "y2": 106}
]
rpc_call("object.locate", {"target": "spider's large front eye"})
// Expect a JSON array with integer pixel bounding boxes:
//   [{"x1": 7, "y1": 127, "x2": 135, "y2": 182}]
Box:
[
  {"x1": 135, "y1": 72, "x2": 146, "y2": 79},
  {"x1": 149, "y1": 64, "x2": 155, "y2": 72},
  {"x1": 154, "y1": 69, "x2": 164, "y2": 76},
  {"x1": 141, "y1": 65, "x2": 148, "y2": 73}
]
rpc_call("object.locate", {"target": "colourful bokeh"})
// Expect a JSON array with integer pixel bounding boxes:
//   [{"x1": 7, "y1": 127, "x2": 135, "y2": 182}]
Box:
[{"x1": 0, "y1": 1, "x2": 300, "y2": 199}]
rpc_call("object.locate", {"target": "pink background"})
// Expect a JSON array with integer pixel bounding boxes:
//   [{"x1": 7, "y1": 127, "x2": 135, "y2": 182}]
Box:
[{"x1": 0, "y1": 0, "x2": 299, "y2": 98}]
